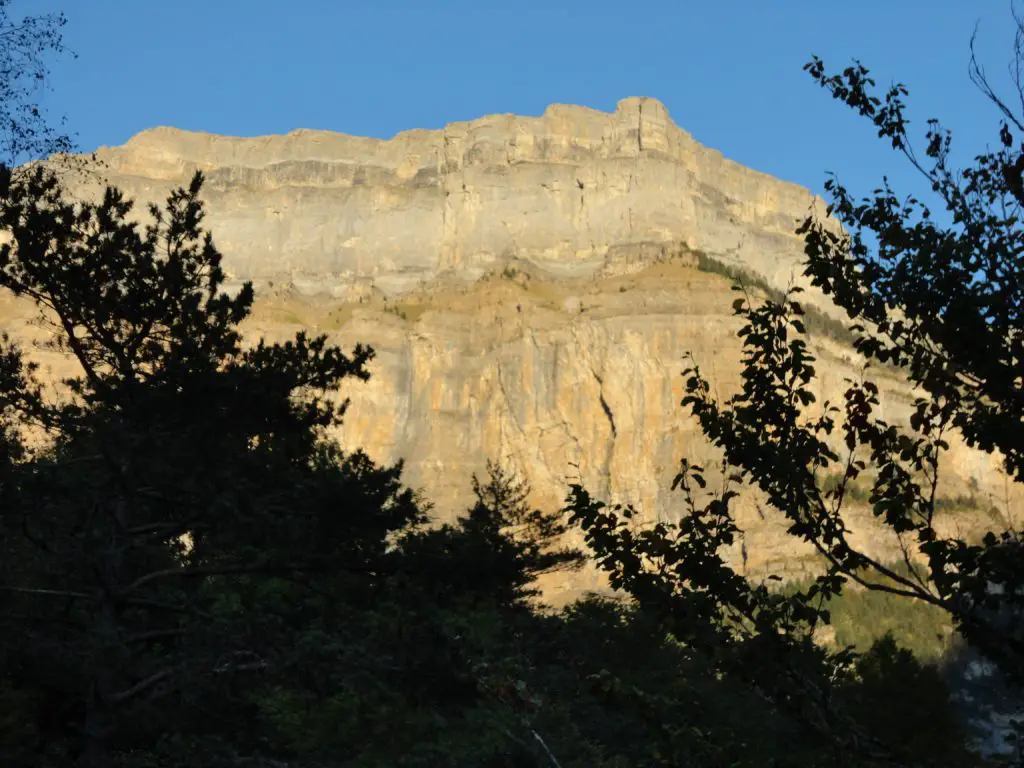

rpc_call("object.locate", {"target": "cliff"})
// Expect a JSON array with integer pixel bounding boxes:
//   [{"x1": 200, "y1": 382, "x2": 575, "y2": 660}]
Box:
[
  {"x1": 78, "y1": 97, "x2": 823, "y2": 300},
  {"x1": 9, "y1": 97, "x2": 1016, "y2": 597}
]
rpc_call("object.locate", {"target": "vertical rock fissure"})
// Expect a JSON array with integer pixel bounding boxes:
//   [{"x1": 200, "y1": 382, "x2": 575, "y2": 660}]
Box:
[
  {"x1": 496, "y1": 358, "x2": 528, "y2": 444},
  {"x1": 592, "y1": 371, "x2": 617, "y2": 437},
  {"x1": 440, "y1": 133, "x2": 451, "y2": 266},
  {"x1": 637, "y1": 100, "x2": 644, "y2": 153},
  {"x1": 592, "y1": 369, "x2": 617, "y2": 497},
  {"x1": 627, "y1": 100, "x2": 643, "y2": 206},
  {"x1": 539, "y1": 338, "x2": 583, "y2": 475}
]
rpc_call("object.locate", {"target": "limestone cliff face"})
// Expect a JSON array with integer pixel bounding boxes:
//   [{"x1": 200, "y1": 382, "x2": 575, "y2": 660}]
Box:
[
  {"x1": 79, "y1": 97, "x2": 823, "y2": 301},
  {"x1": 15, "y1": 98, "x2": 1017, "y2": 596}
]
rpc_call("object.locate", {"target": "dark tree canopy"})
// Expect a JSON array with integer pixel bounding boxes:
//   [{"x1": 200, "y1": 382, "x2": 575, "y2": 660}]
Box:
[
  {"x1": 0, "y1": 167, "x2": 396, "y2": 766},
  {"x1": 566, "y1": 12, "x2": 1024, "y2": 765}
]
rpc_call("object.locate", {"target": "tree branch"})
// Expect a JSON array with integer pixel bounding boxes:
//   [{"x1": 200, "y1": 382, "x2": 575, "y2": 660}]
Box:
[
  {"x1": 0, "y1": 585, "x2": 93, "y2": 600},
  {"x1": 108, "y1": 666, "x2": 174, "y2": 705},
  {"x1": 127, "y1": 627, "x2": 186, "y2": 644},
  {"x1": 121, "y1": 560, "x2": 274, "y2": 594}
]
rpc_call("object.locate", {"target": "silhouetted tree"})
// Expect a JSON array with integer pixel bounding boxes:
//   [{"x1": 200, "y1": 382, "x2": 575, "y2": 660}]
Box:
[
  {"x1": 399, "y1": 461, "x2": 585, "y2": 608},
  {"x1": 0, "y1": 167, "x2": 419, "y2": 766},
  {"x1": 0, "y1": 0, "x2": 74, "y2": 165},
  {"x1": 567, "y1": 11, "x2": 1024, "y2": 764}
]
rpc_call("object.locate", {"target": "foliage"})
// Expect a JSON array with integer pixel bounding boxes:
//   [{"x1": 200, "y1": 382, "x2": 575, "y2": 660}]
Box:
[
  {"x1": 694, "y1": 251, "x2": 860, "y2": 346},
  {"x1": 839, "y1": 634, "x2": 975, "y2": 767},
  {"x1": 566, "y1": 12, "x2": 1024, "y2": 765},
  {"x1": 784, "y1": 571, "x2": 953, "y2": 660},
  {"x1": 398, "y1": 461, "x2": 586, "y2": 607},
  {"x1": 0, "y1": 167, "x2": 400, "y2": 766},
  {"x1": 798, "y1": 35, "x2": 1024, "y2": 671},
  {"x1": 0, "y1": 0, "x2": 73, "y2": 164}
]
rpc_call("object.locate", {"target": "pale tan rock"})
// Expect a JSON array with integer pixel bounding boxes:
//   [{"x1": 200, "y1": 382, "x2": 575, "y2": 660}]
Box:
[
  {"x1": 7, "y1": 99, "x2": 1015, "y2": 601},
  {"x1": 70, "y1": 97, "x2": 830, "y2": 304}
]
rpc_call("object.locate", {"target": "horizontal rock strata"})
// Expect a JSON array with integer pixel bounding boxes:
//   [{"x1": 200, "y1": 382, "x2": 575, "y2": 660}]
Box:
[{"x1": 7, "y1": 98, "x2": 1013, "y2": 598}]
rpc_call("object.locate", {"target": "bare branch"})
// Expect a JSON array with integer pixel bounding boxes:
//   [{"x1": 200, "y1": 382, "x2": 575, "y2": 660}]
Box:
[
  {"x1": 108, "y1": 667, "x2": 174, "y2": 705},
  {"x1": 532, "y1": 729, "x2": 565, "y2": 768},
  {"x1": 970, "y1": 24, "x2": 1024, "y2": 133},
  {"x1": 127, "y1": 628, "x2": 187, "y2": 644},
  {"x1": 0, "y1": 585, "x2": 93, "y2": 600},
  {"x1": 121, "y1": 561, "x2": 272, "y2": 594}
]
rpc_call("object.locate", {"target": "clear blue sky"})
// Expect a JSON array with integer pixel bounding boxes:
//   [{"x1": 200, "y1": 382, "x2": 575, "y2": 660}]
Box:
[{"x1": 32, "y1": 1, "x2": 1019, "y2": 200}]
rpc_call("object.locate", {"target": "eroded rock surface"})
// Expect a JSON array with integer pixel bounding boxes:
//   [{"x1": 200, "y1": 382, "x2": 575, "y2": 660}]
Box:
[
  {"x1": 12, "y1": 98, "x2": 1016, "y2": 597},
  {"x1": 75, "y1": 97, "x2": 824, "y2": 300}
]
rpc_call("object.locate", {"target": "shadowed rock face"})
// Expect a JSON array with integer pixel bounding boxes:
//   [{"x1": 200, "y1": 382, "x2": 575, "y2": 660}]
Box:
[{"x1": 16, "y1": 98, "x2": 1016, "y2": 597}]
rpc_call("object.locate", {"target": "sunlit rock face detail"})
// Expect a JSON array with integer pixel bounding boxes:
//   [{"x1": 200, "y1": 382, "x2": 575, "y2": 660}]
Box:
[
  {"x1": 75, "y1": 97, "x2": 823, "y2": 299},
  {"x1": 13, "y1": 97, "x2": 1015, "y2": 597}
]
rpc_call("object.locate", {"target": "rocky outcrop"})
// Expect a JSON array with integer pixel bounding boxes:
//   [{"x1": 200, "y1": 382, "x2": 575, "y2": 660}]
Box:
[
  {"x1": 74, "y1": 97, "x2": 826, "y2": 302},
  {"x1": 12, "y1": 98, "x2": 1016, "y2": 598}
]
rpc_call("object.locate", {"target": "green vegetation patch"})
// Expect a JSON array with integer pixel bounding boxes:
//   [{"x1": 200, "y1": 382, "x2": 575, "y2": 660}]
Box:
[
  {"x1": 784, "y1": 567, "x2": 954, "y2": 661},
  {"x1": 694, "y1": 251, "x2": 860, "y2": 346}
]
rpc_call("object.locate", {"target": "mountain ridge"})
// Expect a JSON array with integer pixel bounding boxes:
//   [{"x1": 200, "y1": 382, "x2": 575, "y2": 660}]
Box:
[
  {"x1": 14, "y1": 98, "x2": 1014, "y2": 597},
  {"x1": 73, "y1": 96, "x2": 826, "y2": 304}
]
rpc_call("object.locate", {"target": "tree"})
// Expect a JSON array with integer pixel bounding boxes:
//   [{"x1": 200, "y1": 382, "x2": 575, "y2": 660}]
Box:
[
  {"x1": 241, "y1": 462, "x2": 964, "y2": 768},
  {"x1": 566, "y1": 11, "x2": 1024, "y2": 763},
  {"x1": 238, "y1": 462, "x2": 585, "y2": 768},
  {"x1": 399, "y1": 461, "x2": 586, "y2": 608},
  {"x1": 0, "y1": 0, "x2": 74, "y2": 165},
  {"x1": 0, "y1": 167, "x2": 423, "y2": 766}
]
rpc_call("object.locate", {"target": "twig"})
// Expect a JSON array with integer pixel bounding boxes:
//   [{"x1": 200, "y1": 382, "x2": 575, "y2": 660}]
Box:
[
  {"x1": 531, "y1": 729, "x2": 564, "y2": 768},
  {"x1": 109, "y1": 667, "x2": 174, "y2": 704},
  {"x1": 0, "y1": 585, "x2": 93, "y2": 600}
]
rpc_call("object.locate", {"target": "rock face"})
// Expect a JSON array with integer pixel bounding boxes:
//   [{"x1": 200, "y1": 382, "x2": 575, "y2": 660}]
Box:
[
  {"x1": 80, "y1": 97, "x2": 822, "y2": 300},
  {"x1": 16, "y1": 97, "x2": 1017, "y2": 597}
]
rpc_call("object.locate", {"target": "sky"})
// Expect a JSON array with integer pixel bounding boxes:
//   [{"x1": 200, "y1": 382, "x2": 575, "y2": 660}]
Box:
[{"x1": 30, "y1": 1, "x2": 1022, "y2": 201}]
